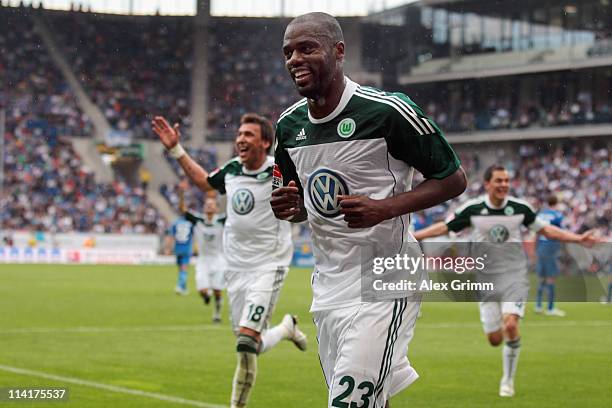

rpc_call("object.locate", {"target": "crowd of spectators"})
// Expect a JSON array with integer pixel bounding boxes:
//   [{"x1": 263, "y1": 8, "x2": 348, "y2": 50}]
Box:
[
  {"x1": 1, "y1": 6, "x2": 166, "y2": 234},
  {"x1": 427, "y1": 95, "x2": 612, "y2": 133},
  {"x1": 1, "y1": 125, "x2": 166, "y2": 234},
  {"x1": 0, "y1": 6, "x2": 92, "y2": 138},
  {"x1": 49, "y1": 11, "x2": 192, "y2": 140},
  {"x1": 413, "y1": 141, "x2": 611, "y2": 237},
  {"x1": 207, "y1": 18, "x2": 298, "y2": 140}
]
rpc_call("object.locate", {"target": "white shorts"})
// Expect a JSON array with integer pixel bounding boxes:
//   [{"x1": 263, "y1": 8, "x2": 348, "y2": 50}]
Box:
[
  {"x1": 314, "y1": 298, "x2": 421, "y2": 408},
  {"x1": 225, "y1": 267, "x2": 288, "y2": 335},
  {"x1": 195, "y1": 256, "x2": 225, "y2": 291},
  {"x1": 479, "y1": 301, "x2": 526, "y2": 334}
]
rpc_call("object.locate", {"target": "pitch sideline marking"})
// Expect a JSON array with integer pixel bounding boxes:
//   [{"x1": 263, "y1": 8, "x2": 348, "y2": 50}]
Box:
[
  {"x1": 0, "y1": 325, "x2": 225, "y2": 334},
  {"x1": 0, "y1": 364, "x2": 228, "y2": 408},
  {"x1": 1, "y1": 320, "x2": 611, "y2": 335}
]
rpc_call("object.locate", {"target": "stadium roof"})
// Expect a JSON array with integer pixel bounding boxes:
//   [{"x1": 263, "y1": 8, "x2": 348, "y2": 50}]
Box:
[{"x1": 4, "y1": 0, "x2": 420, "y2": 16}]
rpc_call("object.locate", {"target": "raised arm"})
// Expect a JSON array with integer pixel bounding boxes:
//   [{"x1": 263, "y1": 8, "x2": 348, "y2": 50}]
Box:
[{"x1": 152, "y1": 116, "x2": 213, "y2": 193}]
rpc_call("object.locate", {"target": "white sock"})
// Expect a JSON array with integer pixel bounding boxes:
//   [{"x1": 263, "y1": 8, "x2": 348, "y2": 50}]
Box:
[
  {"x1": 259, "y1": 324, "x2": 289, "y2": 354},
  {"x1": 502, "y1": 337, "x2": 521, "y2": 383},
  {"x1": 231, "y1": 351, "x2": 257, "y2": 408}
]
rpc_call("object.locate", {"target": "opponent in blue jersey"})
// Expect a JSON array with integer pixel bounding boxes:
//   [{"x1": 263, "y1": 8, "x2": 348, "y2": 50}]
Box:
[
  {"x1": 169, "y1": 215, "x2": 195, "y2": 295},
  {"x1": 535, "y1": 195, "x2": 565, "y2": 316}
]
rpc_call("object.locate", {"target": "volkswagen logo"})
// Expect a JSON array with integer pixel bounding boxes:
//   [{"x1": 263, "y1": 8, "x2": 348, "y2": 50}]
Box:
[
  {"x1": 232, "y1": 189, "x2": 255, "y2": 215},
  {"x1": 488, "y1": 224, "x2": 510, "y2": 243},
  {"x1": 308, "y1": 169, "x2": 349, "y2": 218}
]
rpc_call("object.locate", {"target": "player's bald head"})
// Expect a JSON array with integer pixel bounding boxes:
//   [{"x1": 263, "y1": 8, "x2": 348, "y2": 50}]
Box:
[{"x1": 286, "y1": 12, "x2": 344, "y2": 45}]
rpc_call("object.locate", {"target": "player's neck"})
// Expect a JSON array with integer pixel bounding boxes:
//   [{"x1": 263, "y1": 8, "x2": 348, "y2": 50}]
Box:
[
  {"x1": 243, "y1": 154, "x2": 267, "y2": 171},
  {"x1": 308, "y1": 75, "x2": 346, "y2": 119},
  {"x1": 206, "y1": 213, "x2": 214, "y2": 222},
  {"x1": 488, "y1": 194, "x2": 505, "y2": 208}
]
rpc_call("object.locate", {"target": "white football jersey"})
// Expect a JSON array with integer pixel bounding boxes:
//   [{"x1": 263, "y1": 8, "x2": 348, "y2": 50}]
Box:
[
  {"x1": 208, "y1": 156, "x2": 293, "y2": 272},
  {"x1": 195, "y1": 214, "x2": 225, "y2": 261},
  {"x1": 275, "y1": 79, "x2": 461, "y2": 311},
  {"x1": 447, "y1": 195, "x2": 548, "y2": 275}
]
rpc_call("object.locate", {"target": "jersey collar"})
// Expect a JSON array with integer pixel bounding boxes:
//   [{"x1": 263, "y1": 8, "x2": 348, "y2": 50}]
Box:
[
  {"x1": 308, "y1": 77, "x2": 359, "y2": 124},
  {"x1": 242, "y1": 156, "x2": 272, "y2": 175}
]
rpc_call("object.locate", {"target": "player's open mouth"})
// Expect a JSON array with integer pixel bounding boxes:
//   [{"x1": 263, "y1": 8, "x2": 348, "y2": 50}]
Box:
[
  {"x1": 237, "y1": 146, "x2": 249, "y2": 157},
  {"x1": 293, "y1": 70, "x2": 311, "y2": 86}
]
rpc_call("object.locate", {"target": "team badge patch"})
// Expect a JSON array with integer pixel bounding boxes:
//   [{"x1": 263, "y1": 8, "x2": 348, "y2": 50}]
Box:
[
  {"x1": 232, "y1": 188, "x2": 255, "y2": 215},
  {"x1": 504, "y1": 206, "x2": 515, "y2": 216},
  {"x1": 272, "y1": 164, "x2": 283, "y2": 189},
  {"x1": 337, "y1": 118, "x2": 356, "y2": 138},
  {"x1": 307, "y1": 169, "x2": 349, "y2": 218}
]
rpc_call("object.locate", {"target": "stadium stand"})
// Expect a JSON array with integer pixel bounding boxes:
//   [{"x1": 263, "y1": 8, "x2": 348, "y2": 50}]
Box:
[
  {"x1": 207, "y1": 18, "x2": 298, "y2": 139},
  {"x1": 425, "y1": 97, "x2": 612, "y2": 133},
  {"x1": 0, "y1": 6, "x2": 92, "y2": 138},
  {"x1": 1, "y1": 6, "x2": 166, "y2": 234},
  {"x1": 1, "y1": 129, "x2": 166, "y2": 234},
  {"x1": 413, "y1": 141, "x2": 611, "y2": 235},
  {"x1": 47, "y1": 11, "x2": 193, "y2": 140}
]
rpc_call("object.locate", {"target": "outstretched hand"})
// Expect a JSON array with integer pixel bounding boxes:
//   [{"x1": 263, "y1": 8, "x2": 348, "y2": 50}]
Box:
[
  {"x1": 152, "y1": 116, "x2": 181, "y2": 150},
  {"x1": 579, "y1": 230, "x2": 603, "y2": 247},
  {"x1": 271, "y1": 180, "x2": 303, "y2": 220},
  {"x1": 338, "y1": 195, "x2": 389, "y2": 228}
]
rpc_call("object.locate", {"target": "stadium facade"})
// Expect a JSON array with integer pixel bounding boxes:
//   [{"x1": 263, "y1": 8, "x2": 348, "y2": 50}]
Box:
[{"x1": 0, "y1": 0, "x2": 609, "y2": 248}]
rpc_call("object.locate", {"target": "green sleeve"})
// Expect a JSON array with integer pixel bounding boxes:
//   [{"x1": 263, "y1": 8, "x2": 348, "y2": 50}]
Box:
[
  {"x1": 385, "y1": 94, "x2": 460, "y2": 179},
  {"x1": 273, "y1": 124, "x2": 304, "y2": 197},
  {"x1": 521, "y1": 205, "x2": 537, "y2": 227},
  {"x1": 446, "y1": 208, "x2": 472, "y2": 233},
  {"x1": 207, "y1": 162, "x2": 231, "y2": 194},
  {"x1": 184, "y1": 210, "x2": 205, "y2": 224}
]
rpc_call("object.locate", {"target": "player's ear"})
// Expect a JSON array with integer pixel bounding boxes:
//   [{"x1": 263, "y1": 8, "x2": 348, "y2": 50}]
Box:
[{"x1": 335, "y1": 41, "x2": 345, "y2": 61}]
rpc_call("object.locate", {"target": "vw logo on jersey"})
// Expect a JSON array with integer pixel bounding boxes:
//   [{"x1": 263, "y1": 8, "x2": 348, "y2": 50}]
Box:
[
  {"x1": 489, "y1": 224, "x2": 510, "y2": 243},
  {"x1": 232, "y1": 188, "x2": 255, "y2": 215},
  {"x1": 308, "y1": 169, "x2": 349, "y2": 218}
]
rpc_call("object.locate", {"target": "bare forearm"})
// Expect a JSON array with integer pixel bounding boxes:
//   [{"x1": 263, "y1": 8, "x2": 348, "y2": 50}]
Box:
[
  {"x1": 413, "y1": 222, "x2": 449, "y2": 240},
  {"x1": 386, "y1": 168, "x2": 466, "y2": 219},
  {"x1": 177, "y1": 155, "x2": 213, "y2": 192},
  {"x1": 540, "y1": 225, "x2": 582, "y2": 243}
]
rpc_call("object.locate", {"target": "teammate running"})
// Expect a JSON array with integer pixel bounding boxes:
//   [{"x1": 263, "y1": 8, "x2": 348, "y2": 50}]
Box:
[
  {"x1": 414, "y1": 165, "x2": 598, "y2": 397},
  {"x1": 153, "y1": 113, "x2": 307, "y2": 408}
]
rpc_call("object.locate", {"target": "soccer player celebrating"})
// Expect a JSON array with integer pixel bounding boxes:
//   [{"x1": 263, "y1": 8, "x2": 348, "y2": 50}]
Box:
[
  {"x1": 413, "y1": 165, "x2": 599, "y2": 397},
  {"x1": 535, "y1": 194, "x2": 565, "y2": 316},
  {"x1": 271, "y1": 13, "x2": 466, "y2": 407},
  {"x1": 188, "y1": 195, "x2": 226, "y2": 323},
  {"x1": 152, "y1": 113, "x2": 307, "y2": 408}
]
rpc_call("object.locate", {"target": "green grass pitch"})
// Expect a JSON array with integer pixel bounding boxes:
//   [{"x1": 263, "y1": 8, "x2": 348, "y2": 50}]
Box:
[{"x1": 0, "y1": 264, "x2": 610, "y2": 407}]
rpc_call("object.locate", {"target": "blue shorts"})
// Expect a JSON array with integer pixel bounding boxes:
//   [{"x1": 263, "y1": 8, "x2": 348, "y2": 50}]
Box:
[
  {"x1": 536, "y1": 256, "x2": 559, "y2": 278},
  {"x1": 176, "y1": 254, "x2": 191, "y2": 266}
]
